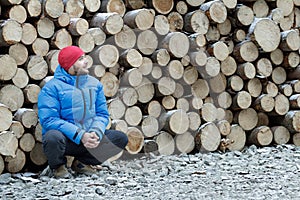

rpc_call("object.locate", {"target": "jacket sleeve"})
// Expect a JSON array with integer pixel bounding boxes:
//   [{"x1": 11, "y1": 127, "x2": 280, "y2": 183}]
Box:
[
  {"x1": 88, "y1": 82, "x2": 109, "y2": 140},
  {"x1": 38, "y1": 83, "x2": 85, "y2": 144}
]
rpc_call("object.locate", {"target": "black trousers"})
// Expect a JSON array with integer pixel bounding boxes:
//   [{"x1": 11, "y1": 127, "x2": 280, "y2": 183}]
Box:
[{"x1": 42, "y1": 129, "x2": 128, "y2": 169}]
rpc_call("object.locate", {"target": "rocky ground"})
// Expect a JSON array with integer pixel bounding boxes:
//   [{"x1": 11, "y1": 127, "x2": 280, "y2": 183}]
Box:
[{"x1": 1, "y1": 144, "x2": 300, "y2": 200}]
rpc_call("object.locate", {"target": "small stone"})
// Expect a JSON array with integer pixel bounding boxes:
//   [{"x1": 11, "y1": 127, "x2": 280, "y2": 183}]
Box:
[{"x1": 105, "y1": 176, "x2": 118, "y2": 185}]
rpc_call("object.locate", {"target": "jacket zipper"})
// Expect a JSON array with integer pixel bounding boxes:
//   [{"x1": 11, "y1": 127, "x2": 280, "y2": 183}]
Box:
[
  {"x1": 76, "y1": 76, "x2": 86, "y2": 125},
  {"x1": 89, "y1": 89, "x2": 93, "y2": 110}
]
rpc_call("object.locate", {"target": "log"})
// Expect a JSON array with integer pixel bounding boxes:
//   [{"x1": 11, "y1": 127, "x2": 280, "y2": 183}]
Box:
[
  {"x1": 154, "y1": 131, "x2": 175, "y2": 155},
  {"x1": 75, "y1": 32, "x2": 95, "y2": 53},
  {"x1": 191, "y1": 79, "x2": 209, "y2": 99},
  {"x1": 188, "y1": 33, "x2": 206, "y2": 49},
  {"x1": 107, "y1": 98, "x2": 126, "y2": 120},
  {"x1": 36, "y1": 17, "x2": 55, "y2": 39},
  {"x1": 271, "y1": 126, "x2": 290, "y2": 145},
  {"x1": 205, "y1": 25, "x2": 220, "y2": 42},
  {"x1": 224, "y1": 124, "x2": 246, "y2": 151},
  {"x1": 293, "y1": 133, "x2": 300, "y2": 146},
  {"x1": 216, "y1": 91, "x2": 232, "y2": 109},
  {"x1": 21, "y1": 23, "x2": 37, "y2": 45},
  {"x1": 199, "y1": 56, "x2": 220, "y2": 78},
  {"x1": 23, "y1": 84, "x2": 41, "y2": 104},
  {"x1": 64, "y1": 0, "x2": 84, "y2": 18},
  {"x1": 113, "y1": 25, "x2": 136, "y2": 50},
  {"x1": 142, "y1": 140, "x2": 159, "y2": 154},
  {"x1": 32, "y1": 38, "x2": 49, "y2": 56},
  {"x1": 101, "y1": 0, "x2": 126, "y2": 16},
  {"x1": 278, "y1": 83, "x2": 293, "y2": 97},
  {"x1": 5, "y1": 148, "x2": 26, "y2": 173},
  {"x1": 84, "y1": 0, "x2": 101, "y2": 13},
  {"x1": 201, "y1": 103, "x2": 217, "y2": 122},
  {"x1": 125, "y1": 0, "x2": 144, "y2": 10},
  {"x1": 273, "y1": 93, "x2": 289, "y2": 116},
  {"x1": 248, "y1": 18, "x2": 281, "y2": 52},
  {"x1": 29, "y1": 142, "x2": 47, "y2": 166},
  {"x1": 167, "y1": 11, "x2": 184, "y2": 32},
  {"x1": 146, "y1": 100, "x2": 163, "y2": 118},
  {"x1": 157, "y1": 76, "x2": 176, "y2": 96},
  {"x1": 176, "y1": 1, "x2": 188, "y2": 15},
  {"x1": 217, "y1": 19, "x2": 231, "y2": 36},
  {"x1": 124, "y1": 106, "x2": 142, "y2": 126},
  {"x1": 234, "y1": 108, "x2": 258, "y2": 131},
  {"x1": 253, "y1": 0, "x2": 269, "y2": 18},
  {"x1": 0, "y1": 84, "x2": 24, "y2": 112},
  {"x1": 154, "y1": 15, "x2": 170, "y2": 35},
  {"x1": 216, "y1": 119, "x2": 231, "y2": 136},
  {"x1": 42, "y1": 0, "x2": 64, "y2": 19},
  {"x1": 14, "y1": 108, "x2": 38, "y2": 129},
  {"x1": 281, "y1": 111, "x2": 300, "y2": 133},
  {"x1": 164, "y1": 60, "x2": 184, "y2": 80},
  {"x1": 236, "y1": 62, "x2": 255, "y2": 80},
  {"x1": 159, "y1": 109, "x2": 189, "y2": 135},
  {"x1": 175, "y1": 131, "x2": 195, "y2": 153},
  {"x1": 135, "y1": 77, "x2": 155, "y2": 103},
  {"x1": 0, "y1": 155, "x2": 4, "y2": 175},
  {"x1": 19, "y1": 133, "x2": 35, "y2": 152},
  {"x1": 151, "y1": 49, "x2": 170, "y2": 67},
  {"x1": 55, "y1": 12, "x2": 70, "y2": 27},
  {"x1": 68, "y1": 17, "x2": 89, "y2": 36},
  {"x1": 0, "y1": 103, "x2": 13, "y2": 132},
  {"x1": 9, "y1": 121, "x2": 24, "y2": 139},
  {"x1": 111, "y1": 119, "x2": 128, "y2": 134},
  {"x1": 0, "y1": 131, "x2": 18, "y2": 157},
  {"x1": 0, "y1": 54, "x2": 17, "y2": 81},
  {"x1": 161, "y1": 95, "x2": 175, "y2": 110},
  {"x1": 125, "y1": 127, "x2": 144, "y2": 154},
  {"x1": 183, "y1": 66, "x2": 198, "y2": 85},
  {"x1": 9, "y1": 43, "x2": 28, "y2": 65},
  {"x1": 233, "y1": 40, "x2": 259, "y2": 62},
  {"x1": 33, "y1": 122, "x2": 42, "y2": 143},
  {"x1": 0, "y1": 19, "x2": 22, "y2": 46},
  {"x1": 160, "y1": 32, "x2": 189, "y2": 58},
  {"x1": 137, "y1": 29, "x2": 158, "y2": 55},
  {"x1": 150, "y1": 0, "x2": 173, "y2": 15},
  {"x1": 245, "y1": 78, "x2": 262, "y2": 98},
  {"x1": 184, "y1": 10, "x2": 209, "y2": 34},
  {"x1": 200, "y1": 0, "x2": 227, "y2": 24},
  {"x1": 231, "y1": 91, "x2": 252, "y2": 110},
  {"x1": 248, "y1": 126, "x2": 273, "y2": 146},
  {"x1": 100, "y1": 72, "x2": 120, "y2": 97},
  {"x1": 228, "y1": 75, "x2": 243, "y2": 92},
  {"x1": 120, "y1": 68, "x2": 143, "y2": 88},
  {"x1": 233, "y1": 4, "x2": 254, "y2": 26},
  {"x1": 282, "y1": 52, "x2": 299, "y2": 69},
  {"x1": 187, "y1": 111, "x2": 201, "y2": 132},
  {"x1": 118, "y1": 87, "x2": 138, "y2": 107},
  {"x1": 90, "y1": 45, "x2": 119, "y2": 68},
  {"x1": 141, "y1": 115, "x2": 159, "y2": 138},
  {"x1": 50, "y1": 28, "x2": 72, "y2": 49},
  {"x1": 123, "y1": 9, "x2": 154, "y2": 30},
  {"x1": 119, "y1": 48, "x2": 143, "y2": 68},
  {"x1": 220, "y1": 56, "x2": 237, "y2": 76},
  {"x1": 189, "y1": 49, "x2": 207, "y2": 67},
  {"x1": 90, "y1": 12, "x2": 123, "y2": 35},
  {"x1": 138, "y1": 57, "x2": 153, "y2": 76},
  {"x1": 186, "y1": 0, "x2": 205, "y2": 7},
  {"x1": 195, "y1": 122, "x2": 221, "y2": 152},
  {"x1": 257, "y1": 112, "x2": 269, "y2": 127},
  {"x1": 26, "y1": 55, "x2": 48, "y2": 81},
  {"x1": 23, "y1": 0, "x2": 41, "y2": 17},
  {"x1": 280, "y1": 29, "x2": 300, "y2": 51},
  {"x1": 176, "y1": 97, "x2": 189, "y2": 112},
  {"x1": 4, "y1": 5, "x2": 26, "y2": 24},
  {"x1": 253, "y1": 94, "x2": 275, "y2": 112}
]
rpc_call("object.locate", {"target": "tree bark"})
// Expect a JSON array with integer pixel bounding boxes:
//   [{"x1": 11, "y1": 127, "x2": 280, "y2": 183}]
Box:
[{"x1": 195, "y1": 122, "x2": 221, "y2": 152}]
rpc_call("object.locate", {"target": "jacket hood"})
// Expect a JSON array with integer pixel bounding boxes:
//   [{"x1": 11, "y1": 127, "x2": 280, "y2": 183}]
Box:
[{"x1": 54, "y1": 65, "x2": 76, "y2": 85}]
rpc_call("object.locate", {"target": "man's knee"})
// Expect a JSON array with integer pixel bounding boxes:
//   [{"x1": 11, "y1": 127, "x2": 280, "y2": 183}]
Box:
[
  {"x1": 43, "y1": 130, "x2": 66, "y2": 146},
  {"x1": 106, "y1": 130, "x2": 128, "y2": 149}
]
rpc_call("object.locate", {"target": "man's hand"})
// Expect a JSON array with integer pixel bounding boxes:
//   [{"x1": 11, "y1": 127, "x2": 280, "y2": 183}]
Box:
[{"x1": 81, "y1": 132, "x2": 100, "y2": 148}]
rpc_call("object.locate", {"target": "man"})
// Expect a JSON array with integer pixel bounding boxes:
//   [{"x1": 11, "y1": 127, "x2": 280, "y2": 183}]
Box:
[{"x1": 38, "y1": 46, "x2": 128, "y2": 178}]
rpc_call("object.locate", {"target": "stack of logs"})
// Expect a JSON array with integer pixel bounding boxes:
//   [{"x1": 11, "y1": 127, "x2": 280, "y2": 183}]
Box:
[{"x1": 1, "y1": 0, "x2": 300, "y2": 174}]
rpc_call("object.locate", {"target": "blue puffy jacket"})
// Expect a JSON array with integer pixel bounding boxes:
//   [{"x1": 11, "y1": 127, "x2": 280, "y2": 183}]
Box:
[{"x1": 38, "y1": 65, "x2": 109, "y2": 144}]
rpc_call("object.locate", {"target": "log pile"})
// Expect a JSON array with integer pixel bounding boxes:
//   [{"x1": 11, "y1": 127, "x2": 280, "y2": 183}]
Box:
[{"x1": 0, "y1": 0, "x2": 300, "y2": 174}]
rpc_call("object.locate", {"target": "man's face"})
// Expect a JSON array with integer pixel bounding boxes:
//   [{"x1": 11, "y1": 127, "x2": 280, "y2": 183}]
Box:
[{"x1": 72, "y1": 55, "x2": 89, "y2": 75}]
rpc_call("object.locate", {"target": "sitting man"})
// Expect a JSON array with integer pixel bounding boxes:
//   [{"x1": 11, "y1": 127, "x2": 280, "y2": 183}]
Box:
[{"x1": 38, "y1": 46, "x2": 128, "y2": 178}]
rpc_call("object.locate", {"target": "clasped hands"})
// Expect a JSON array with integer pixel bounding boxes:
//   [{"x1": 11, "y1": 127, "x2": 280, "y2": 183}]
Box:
[{"x1": 81, "y1": 132, "x2": 100, "y2": 148}]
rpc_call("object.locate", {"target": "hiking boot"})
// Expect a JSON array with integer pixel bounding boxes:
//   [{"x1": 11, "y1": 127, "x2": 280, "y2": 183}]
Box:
[
  {"x1": 53, "y1": 165, "x2": 72, "y2": 179},
  {"x1": 71, "y1": 160, "x2": 97, "y2": 176}
]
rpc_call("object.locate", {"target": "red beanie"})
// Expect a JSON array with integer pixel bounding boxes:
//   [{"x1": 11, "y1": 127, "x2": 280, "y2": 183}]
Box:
[{"x1": 58, "y1": 46, "x2": 84, "y2": 71}]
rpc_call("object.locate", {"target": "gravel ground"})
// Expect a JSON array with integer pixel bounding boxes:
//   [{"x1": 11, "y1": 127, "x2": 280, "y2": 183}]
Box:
[{"x1": 1, "y1": 144, "x2": 300, "y2": 200}]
